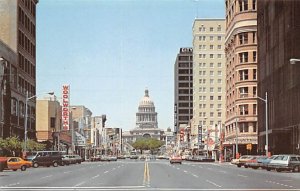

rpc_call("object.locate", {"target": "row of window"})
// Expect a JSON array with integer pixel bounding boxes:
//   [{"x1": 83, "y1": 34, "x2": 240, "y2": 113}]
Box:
[
  {"x1": 18, "y1": 53, "x2": 35, "y2": 79},
  {"x1": 226, "y1": 0, "x2": 257, "y2": 26},
  {"x1": 199, "y1": 70, "x2": 222, "y2": 76},
  {"x1": 239, "y1": 69, "x2": 257, "y2": 81},
  {"x1": 18, "y1": 76, "x2": 36, "y2": 97},
  {"x1": 199, "y1": 79, "x2": 223, "y2": 84},
  {"x1": 18, "y1": 30, "x2": 36, "y2": 58},
  {"x1": 238, "y1": 32, "x2": 256, "y2": 45},
  {"x1": 199, "y1": 103, "x2": 223, "y2": 109},
  {"x1": 20, "y1": 0, "x2": 36, "y2": 17},
  {"x1": 18, "y1": 6, "x2": 36, "y2": 38},
  {"x1": 199, "y1": 44, "x2": 223, "y2": 50},
  {"x1": 199, "y1": 54, "x2": 223, "y2": 59},
  {"x1": 178, "y1": 102, "x2": 193, "y2": 107},
  {"x1": 199, "y1": 120, "x2": 222, "y2": 126},
  {"x1": 226, "y1": 122, "x2": 257, "y2": 134},
  {"x1": 199, "y1": 95, "x2": 223, "y2": 101},
  {"x1": 199, "y1": 87, "x2": 223, "y2": 93},
  {"x1": 178, "y1": 63, "x2": 192, "y2": 68},
  {"x1": 178, "y1": 56, "x2": 192, "y2": 61},
  {"x1": 199, "y1": 62, "x2": 223, "y2": 68},
  {"x1": 199, "y1": 25, "x2": 222, "y2": 32},
  {"x1": 238, "y1": 51, "x2": 257, "y2": 63},
  {"x1": 11, "y1": 97, "x2": 35, "y2": 117},
  {"x1": 199, "y1": 112, "x2": 222, "y2": 118},
  {"x1": 226, "y1": 104, "x2": 257, "y2": 116},
  {"x1": 198, "y1": 35, "x2": 223, "y2": 41}
]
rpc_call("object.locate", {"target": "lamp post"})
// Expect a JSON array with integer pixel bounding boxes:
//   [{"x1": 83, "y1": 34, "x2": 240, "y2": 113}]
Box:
[
  {"x1": 235, "y1": 113, "x2": 239, "y2": 159},
  {"x1": 256, "y1": 92, "x2": 268, "y2": 156},
  {"x1": 24, "y1": 91, "x2": 54, "y2": 153}
]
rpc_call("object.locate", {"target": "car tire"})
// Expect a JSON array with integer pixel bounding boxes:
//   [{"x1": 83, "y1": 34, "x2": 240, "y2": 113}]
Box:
[
  {"x1": 244, "y1": 165, "x2": 248, "y2": 168},
  {"x1": 33, "y1": 162, "x2": 39, "y2": 168},
  {"x1": 21, "y1": 165, "x2": 27, "y2": 171},
  {"x1": 266, "y1": 167, "x2": 271, "y2": 171},
  {"x1": 13, "y1": 169, "x2": 17, "y2": 171},
  {"x1": 237, "y1": 164, "x2": 241, "y2": 168},
  {"x1": 293, "y1": 166, "x2": 300, "y2": 172},
  {"x1": 276, "y1": 168, "x2": 281, "y2": 172},
  {"x1": 53, "y1": 161, "x2": 58, "y2": 167}
]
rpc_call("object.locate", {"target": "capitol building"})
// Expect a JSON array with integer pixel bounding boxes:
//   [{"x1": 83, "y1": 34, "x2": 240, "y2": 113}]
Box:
[{"x1": 122, "y1": 89, "x2": 166, "y2": 143}]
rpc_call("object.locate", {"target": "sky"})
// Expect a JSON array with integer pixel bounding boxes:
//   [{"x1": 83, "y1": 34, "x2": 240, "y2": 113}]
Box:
[{"x1": 36, "y1": 0, "x2": 225, "y2": 131}]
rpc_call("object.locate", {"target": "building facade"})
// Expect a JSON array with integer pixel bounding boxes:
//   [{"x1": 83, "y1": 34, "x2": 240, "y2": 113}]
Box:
[
  {"x1": 192, "y1": 19, "x2": 226, "y2": 155},
  {"x1": 0, "y1": 0, "x2": 38, "y2": 139},
  {"x1": 224, "y1": 0, "x2": 258, "y2": 157},
  {"x1": 36, "y1": 96, "x2": 71, "y2": 151},
  {"x1": 257, "y1": 0, "x2": 300, "y2": 155},
  {"x1": 174, "y1": 47, "x2": 193, "y2": 134}
]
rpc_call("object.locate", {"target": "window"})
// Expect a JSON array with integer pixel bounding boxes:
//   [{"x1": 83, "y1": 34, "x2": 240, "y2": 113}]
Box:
[
  {"x1": 253, "y1": 0, "x2": 256, "y2": 10},
  {"x1": 218, "y1": 112, "x2": 222, "y2": 117},
  {"x1": 210, "y1": 79, "x2": 214, "y2": 84},
  {"x1": 239, "y1": 104, "x2": 249, "y2": 115},
  {"x1": 217, "y1": 104, "x2": 221, "y2": 108},
  {"x1": 210, "y1": 36, "x2": 214, "y2": 41},
  {"x1": 239, "y1": 87, "x2": 248, "y2": 98},
  {"x1": 203, "y1": 104, "x2": 206, "y2": 108},
  {"x1": 253, "y1": 69, "x2": 257, "y2": 80},
  {"x1": 210, "y1": 27, "x2": 214, "y2": 32},
  {"x1": 210, "y1": 112, "x2": 214, "y2": 117},
  {"x1": 253, "y1": 32, "x2": 256, "y2": 43},
  {"x1": 253, "y1": 104, "x2": 257, "y2": 115},
  {"x1": 217, "y1": 25, "x2": 221, "y2": 31},
  {"x1": 199, "y1": 45, "x2": 202, "y2": 49},
  {"x1": 218, "y1": 71, "x2": 222, "y2": 76},
  {"x1": 210, "y1": 121, "x2": 214, "y2": 125},
  {"x1": 217, "y1": 62, "x2": 222, "y2": 67},
  {"x1": 50, "y1": 117, "x2": 56, "y2": 128},
  {"x1": 210, "y1": 45, "x2": 214, "y2": 50},
  {"x1": 239, "y1": 52, "x2": 249, "y2": 63},
  {"x1": 210, "y1": 104, "x2": 214, "y2": 109},
  {"x1": 11, "y1": 98, "x2": 18, "y2": 116},
  {"x1": 217, "y1": 36, "x2": 222, "y2": 41},
  {"x1": 210, "y1": 96, "x2": 214, "y2": 100},
  {"x1": 253, "y1": 86, "x2": 257, "y2": 96},
  {"x1": 239, "y1": 70, "x2": 249, "y2": 80},
  {"x1": 253, "y1": 51, "x2": 257, "y2": 62},
  {"x1": 218, "y1": 87, "x2": 222, "y2": 93},
  {"x1": 239, "y1": 33, "x2": 248, "y2": 45},
  {"x1": 218, "y1": 79, "x2": 222, "y2": 84},
  {"x1": 217, "y1": 54, "x2": 222, "y2": 58},
  {"x1": 210, "y1": 87, "x2": 214, "y2": 93},
  {"x1": 210, "y1": 54, "x2": 214, "y2": 58},
  {"x1": 210, "y1": 71, "x2": 214, "y2": 76},
  {"x1": 218, "y1": 96, "x2": 222, "y2": 100},
  {"x1": 217, "y1": 45, "x2": 222, "y2": 49},
  {"x1": 210, "y1": 63, "x2": 214, "y2": 68}
]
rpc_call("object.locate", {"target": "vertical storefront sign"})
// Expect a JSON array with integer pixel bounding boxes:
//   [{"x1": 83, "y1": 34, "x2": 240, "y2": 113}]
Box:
[{"x1": 62, "y1": 84, "x2": 70, "y2": 130}]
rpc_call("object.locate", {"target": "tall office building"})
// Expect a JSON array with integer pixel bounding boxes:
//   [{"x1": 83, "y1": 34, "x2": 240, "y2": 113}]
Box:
[
  {"x1": 174, "y1": 48, "x2": 193, "y2": 134},
  {"x1": 224, "y1": 0, "x2": 258, "y2": 157},
  {"x1": 192, "y1": 19, "x2": 226, "y2": 155},
  {"x1": 0, "y1": 0, "x2": 38, "y2": 139},
  {"x1": 257, "y1": 0, "x2": 300, "y2": 155}
]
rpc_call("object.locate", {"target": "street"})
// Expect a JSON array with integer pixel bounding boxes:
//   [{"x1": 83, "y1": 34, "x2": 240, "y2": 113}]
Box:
[{"x1": 0, "y1": 159, "x2": 300, "y2": 191}]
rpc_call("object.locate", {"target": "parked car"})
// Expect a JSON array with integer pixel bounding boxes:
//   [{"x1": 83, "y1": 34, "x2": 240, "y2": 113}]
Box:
[
  {"x1": 109, "y1": 156, "x2": 117, "y2": 161},
  {"x1": 91, "y1": 155, "x2": 101, "y2": 162},
  {"x1": 244, "y1": 156, "x2": 268, "y2": 169},
  {"x1": 235, "y1": 155, "x2": 257, "y2": 167},
  {"x1": 117, "y1": 155, "x2": 126, "y2": 159},
  {"x1": 170, "y1": 155, "x2": 182, "y2": 164},
  {"x1": 73, "y1": 155, "x2": 83, "y2": 164},
  {"x1": 266, "y1": 154, "x2": 300, "y2": 172},
  {"x1": 243, "y1": 156, "x2": 262, "y2": 168},
  {"x1": 6, "y1": 157, "x2": 32, "y2": 171},
  {"x1": 130, "y1": 155, "x2": 138, "y2": 159},
  {"x1": 28, "y1": 151, "x2": 64, "y2": 168}
]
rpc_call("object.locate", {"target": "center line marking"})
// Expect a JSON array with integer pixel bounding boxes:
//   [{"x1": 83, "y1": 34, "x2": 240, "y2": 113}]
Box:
[
  {"x1": 206, "y1": 180, "x2": 222, "y2": 188},
  {"x1": 237, "y1": 174, "x2": 248, "y2": 178},
  {"x1": 74, "y1": 181, "x2": 85, "y2": 187},
  {"x1": 104, "y1": 171, "x2": 109, "y2": 174},
  {"x1": 41, "y1": 175, "x2": 53, "y2": 179}
]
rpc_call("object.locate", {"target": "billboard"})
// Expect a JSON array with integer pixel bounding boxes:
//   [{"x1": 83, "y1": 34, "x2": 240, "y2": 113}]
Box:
[{"x1": 62, "y1": 84, "x2": 70, "y2": 130}]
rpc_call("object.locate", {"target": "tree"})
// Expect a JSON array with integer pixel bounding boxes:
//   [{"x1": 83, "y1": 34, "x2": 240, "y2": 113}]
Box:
[{"x1": 132, "y1": 138, "x2": 164, "y2": 154}]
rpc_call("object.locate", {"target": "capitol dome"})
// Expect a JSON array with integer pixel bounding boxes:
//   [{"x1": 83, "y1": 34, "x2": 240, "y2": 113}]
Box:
[{"x1": 139, "y1": 89, "x2": 154, "y2": 107}]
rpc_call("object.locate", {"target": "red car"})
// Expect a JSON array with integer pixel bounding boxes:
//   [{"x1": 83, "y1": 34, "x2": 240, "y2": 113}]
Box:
[{"x1": 170, "y1": 155, "x2": 182, "y2": 164}]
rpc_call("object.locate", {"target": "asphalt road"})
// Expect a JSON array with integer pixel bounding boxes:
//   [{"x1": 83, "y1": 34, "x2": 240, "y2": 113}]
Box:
[{"x1": 0, "y1": 159, "x2": 300, "y2": 191}]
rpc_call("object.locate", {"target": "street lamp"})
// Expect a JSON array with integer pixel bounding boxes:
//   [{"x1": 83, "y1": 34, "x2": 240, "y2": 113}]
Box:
[
  {"x1": 290, "y1": 58, "x2": 300, "y2": 65},
  {"x1": 256, "y1": 92, "x2": 268, "y2": 156},
  {"x1": 24, "y1": 91, "x2": 54, "y2": 153}
]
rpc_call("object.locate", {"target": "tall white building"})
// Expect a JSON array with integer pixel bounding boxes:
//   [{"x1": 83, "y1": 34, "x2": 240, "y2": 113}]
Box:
[{"x1": 192, "y1": 19, "x2": 226, "y2": 154}]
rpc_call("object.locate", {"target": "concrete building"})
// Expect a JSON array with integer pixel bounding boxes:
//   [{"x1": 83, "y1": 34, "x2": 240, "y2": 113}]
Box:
[
  {"x1": 224, "y1": 0, "x2": 258, "y2": 158},
  {"x1": 70, "y1": 105, "x2": 92, "y2": 159},
  {"x1": 91, "y1": 115, "x2": 106, "y2": 155},
  {"x1": 192, "y1": 19, "x2": 226, "y2": 156},
  {"x1": 0, "y1": 0, "x2": 38, "y2": 139},
  {"x1": 257, "y1": 0, "x2": 300, "y2": 155},
  {"x1": 174, "y1": 47, "x2": 193, "y2": 134},
  {"x1": 36, "y1": 96, "x2": 71, "y2": 151}
]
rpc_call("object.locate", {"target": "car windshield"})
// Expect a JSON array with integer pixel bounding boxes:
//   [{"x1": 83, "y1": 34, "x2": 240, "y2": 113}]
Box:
[{"x1": 1, "y1": 0, "x2": 300, "y2": 190}]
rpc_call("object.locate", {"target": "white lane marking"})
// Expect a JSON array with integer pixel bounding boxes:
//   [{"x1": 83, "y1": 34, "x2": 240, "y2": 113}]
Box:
[
  {"x1": 176, "y1": 167, "x2": 180, "y2": 170},
  {"x1": 6, "y1": 182, "x2": 20, "y2": 186},
  {"x1": 192, "y1": 174, "x2": 199, "y2": 178},
  {"x1": 104, "y1": 171, "x2": 109, "y2": 174},
  {"x1": 41, "y1": 175, "x2": 53, "y2": 179},
  {"x1": 206, "y1": 179, "x2": 222, "y2": 188},
  {"x1": 266, "y1": 180, "x2": 293, "y2": 188},
  {"x1": 117, "y1": 166, "x2": 121, "y2": 168},
  {"x1": 198, "y1": 166, "x2": 203, "y2": 168},
  {"x1": 98, "y1": 165, "x2": 102, "y2": 167},
  {"x1": 63, "y1": 171, "x2": 72, "y2": 174},
  {"x1": 91, "y1": 174, "x2": 100, "y2": 179},
  {"x1": 219, "y1": 170, "x2": 227, "y2": 173},
  {"x1": 237, "y1": 174, "x2": 248, "y2": 178},
  {"x1": 183, "y1": 170, "x2": 188, "y2": 173},
  {"x1": 74, "y1": 181, "x2": 85, "y2": 187},
  {"x1": 112, "y1": 168, "x2": 116, "y2": 170}
]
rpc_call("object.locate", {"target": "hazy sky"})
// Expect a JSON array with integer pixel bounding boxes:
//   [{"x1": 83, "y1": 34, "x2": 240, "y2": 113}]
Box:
[{"x1": 36, "y1": 0, "x2": 225, "y2": 131}]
